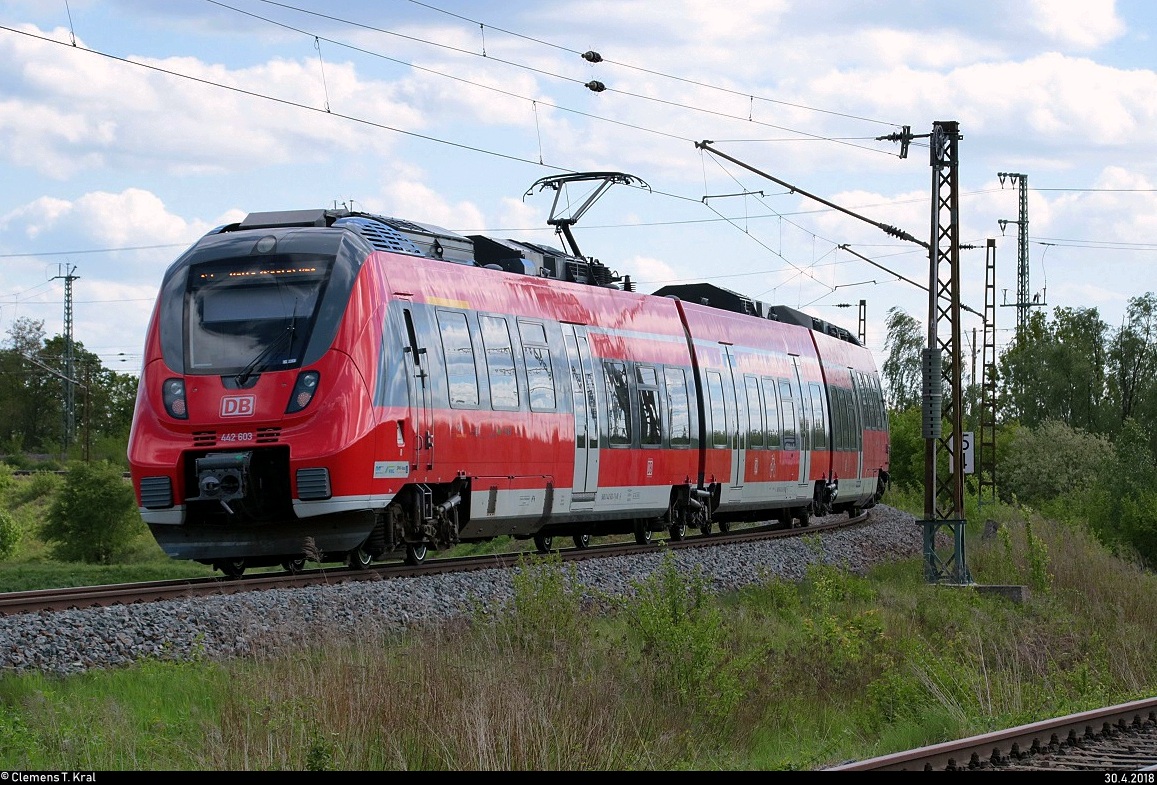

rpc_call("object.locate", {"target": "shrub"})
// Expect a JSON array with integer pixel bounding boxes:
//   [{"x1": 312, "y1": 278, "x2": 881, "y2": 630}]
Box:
[
  {"x1": 494, "y1": 551, "x2": 589, "y2": 656},
  {"x1": 41, "y1": 460, "x2": 139, "y2": 563},
  {"x1": 0, "y1": 508, "x2": 18, "y2": 559},
  {"x1": 618, "y1": 551, "x2": 758, "y2": 729},
  {"x1": 885, "y1": 407, "x2": 924, "y2": 490},
  {"x1": 1000, "y1": 420, "x2": 1113, "y2": 506},
  {"x1": 8, "y1": 471, "x2": 61, "y2": 506}
]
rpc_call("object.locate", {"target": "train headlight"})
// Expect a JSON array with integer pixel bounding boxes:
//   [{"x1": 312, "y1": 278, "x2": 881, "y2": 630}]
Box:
[
  {"x1": 162, "y1": 378, "x2": 188, "y2": 419},
  {"x1": 285, "y1": 370, "x2": 320, "y2": 413}
]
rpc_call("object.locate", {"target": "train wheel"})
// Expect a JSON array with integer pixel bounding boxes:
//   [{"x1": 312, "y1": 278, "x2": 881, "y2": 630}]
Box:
[
  {"x1": 347, "y1": 546, "x2": 373, "y2": 570},
  {"x1": 281, "y1": 558, "x2": 305, "y2": 574},
  {"x1": 848, "y1": 505, "x2": 862, "y2": 519},
  {"x1": 220, "y1": 559, "x2": 246, "y2": 579},
  {"x1": 797, "y1": 507, "x2": 811, "y2": 527},
  {"x1": 534, "y1": 534, "x2": 554, "y2": 553},
  {"x1": 634, "y1": 520, "x2": 653, "y2": 545},
  {"x1": 572, "y1": 534, "x2": 591, "y2": 549},
  {"x1": 668, "y1": 518, "x2": 687, "y2": 541},
  {"x1": 717, "y1": 520, "x2": 731, "y2": 534},
  {"x1": 699, "y1": 521, "x2": 712, "y2": 536},
  {"x1": 405, "y1": 544, "x2": 428, "y2": 566}
]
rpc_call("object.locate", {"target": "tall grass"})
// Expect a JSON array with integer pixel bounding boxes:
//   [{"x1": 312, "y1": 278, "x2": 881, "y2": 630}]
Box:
[{"x1": 1, "y1": 497, "x2": 1155, "y2": 770}]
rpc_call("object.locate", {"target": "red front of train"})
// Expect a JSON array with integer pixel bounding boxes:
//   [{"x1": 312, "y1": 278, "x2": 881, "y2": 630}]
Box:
[{"x1": 128, "y1": 211, "x2": 406, "y2": 573}]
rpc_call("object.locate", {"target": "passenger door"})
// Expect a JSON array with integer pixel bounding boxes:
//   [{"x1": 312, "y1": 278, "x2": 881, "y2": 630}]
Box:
[
  {"x1": 563, "y1": 324, "x2": 599, "y2": 507},
  {"x1": 791, "y1": 356, "x2": 810, "y2": 493},
  {"x1": 849, "y1": 372, "x2": 865, "y2": 493},
  {"x1": 722, "y1": 345, "x2": 745, "y2": 496},
  {"x1": 401, "y1": 305, "x2": 434, "y2": 470}
]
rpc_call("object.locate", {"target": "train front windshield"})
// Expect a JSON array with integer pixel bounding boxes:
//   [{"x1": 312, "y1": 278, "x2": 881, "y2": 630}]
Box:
[{"x1": 184, "y1": 256, "x2": 333, "y2": 376}]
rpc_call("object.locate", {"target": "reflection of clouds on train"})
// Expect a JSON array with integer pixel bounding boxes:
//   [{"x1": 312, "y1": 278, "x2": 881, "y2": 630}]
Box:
[
  {"x1": 604, "y1": 361, "x2": 631, "y2": 446},
  {"x1": 636, "y1": 366, "x2": 662, "y2": 446}
]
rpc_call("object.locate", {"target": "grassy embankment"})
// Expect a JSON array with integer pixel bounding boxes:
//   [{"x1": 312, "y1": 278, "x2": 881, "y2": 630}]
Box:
[{"x1": 1, "y1": 474, "x2": 1155, "y2": 770}]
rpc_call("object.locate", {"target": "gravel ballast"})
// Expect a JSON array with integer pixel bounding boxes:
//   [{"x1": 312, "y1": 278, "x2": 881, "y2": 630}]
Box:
[{"x1": 0, "y1": 504, "x2": 922, "y2": 676}]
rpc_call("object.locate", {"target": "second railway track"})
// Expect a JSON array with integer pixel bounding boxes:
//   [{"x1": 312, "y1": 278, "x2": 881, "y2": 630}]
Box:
[{"x1": 828, "y1": 697, "x2": 1157, "y2": 772}]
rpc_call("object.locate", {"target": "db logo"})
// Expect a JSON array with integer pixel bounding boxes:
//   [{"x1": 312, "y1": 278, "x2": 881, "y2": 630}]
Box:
[{"x1": 221, "y1": 395, "x2": 256, "y2": 417}]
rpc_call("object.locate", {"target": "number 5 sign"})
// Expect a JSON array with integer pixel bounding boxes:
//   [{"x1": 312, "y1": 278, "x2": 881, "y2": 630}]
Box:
[{"x1": 948, "y1": 431, "x2": 975, "y2": 475}]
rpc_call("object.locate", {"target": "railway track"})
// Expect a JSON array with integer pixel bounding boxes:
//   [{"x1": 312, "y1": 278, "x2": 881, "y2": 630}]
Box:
[
  {"x1": 0, "y1": 512, "x2": 866, "y2": 617},
  {"x1": 827, "y1": 697, "x2": 1157, "y2": 772}
]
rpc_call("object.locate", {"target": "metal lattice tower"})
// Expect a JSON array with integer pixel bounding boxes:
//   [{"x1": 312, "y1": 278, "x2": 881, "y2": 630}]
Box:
[
  {"x1": 53, "y1": 265, "x2": 80, "y2": 449},
  {"x1": 857, "y1": 299, "x2": 866, "y2": 345},
  {"x1": 979, "y1": 239, "x2": 998, "y2": 508},
  {"x1": 997, "y1": 172, "x2": 1043, "y2": 338},
  {"x1": 921, "y1": 120, "x2": 971, "y2": 585}
]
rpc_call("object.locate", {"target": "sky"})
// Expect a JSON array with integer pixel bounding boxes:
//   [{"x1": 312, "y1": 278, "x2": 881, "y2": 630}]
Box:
[{"x1": 1, "y1": 0, "x2": 1156, "y2": 380}]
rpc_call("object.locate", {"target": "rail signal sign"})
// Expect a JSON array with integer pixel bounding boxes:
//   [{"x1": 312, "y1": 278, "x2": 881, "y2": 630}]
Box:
[{"x1": 949, "y1": 431, "x2": 975, "y2": 474}]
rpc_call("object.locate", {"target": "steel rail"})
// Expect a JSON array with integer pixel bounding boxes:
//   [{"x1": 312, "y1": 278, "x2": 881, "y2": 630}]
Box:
[
  {"x1": 827, "y1": 696, "x2": 1157, "y2": 771},
  {"x1": 0, "y1": 512, "x2": 869, "y2": 616}
]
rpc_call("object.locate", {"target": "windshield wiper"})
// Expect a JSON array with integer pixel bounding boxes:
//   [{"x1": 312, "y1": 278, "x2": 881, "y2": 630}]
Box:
[{"x1": 236, "y1": 316, "x2": 296, "y2": 386}]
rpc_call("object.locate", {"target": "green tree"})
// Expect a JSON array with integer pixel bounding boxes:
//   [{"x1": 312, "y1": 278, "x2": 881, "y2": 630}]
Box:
[
  {"x1": 1107, "y1": 293, "x2": 1157, "y2": 450},
  {"x1": 0, "y1": 319, "x2": 138, "y2": 462},
  {"x1": 0, "y1": 317, "x2": 56, "y2": 455},
  {"x1": 1000, "y1": 307, "x2": 1109, "y2": 431},
  {"x1": 882, "y1": 306, "x2": 923, "y2": 410},
  {"x1": 41, "y1": 460, "x2": 138, "y2": 563},
  {"x1": 1053, "y1": 307, "x2": 1109, "y2": 430},
  {"x1": 1079, "y1": 419, "x2": 1157, "y2": 568},
  {"x1": 885, "y1": 406, "x2": 924, "y2": 490}
]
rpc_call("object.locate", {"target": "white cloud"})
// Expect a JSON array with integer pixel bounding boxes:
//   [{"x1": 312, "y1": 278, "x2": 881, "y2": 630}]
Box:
[
  {"x1": 0, "y1": 25, "x2": 417, "y2": 179},
  {"x1": 365, "y1": 162, "x2": 487, "y2": 231},
  {"x1": 1028, "y1": 0, "x2": 1125, "y2": 50},
  {"x1": 622, "y1": 254, "x2": 678, "y2": 285},
  {"x1": 3, "y1": 189, "x2": 214, "y2": 249}
]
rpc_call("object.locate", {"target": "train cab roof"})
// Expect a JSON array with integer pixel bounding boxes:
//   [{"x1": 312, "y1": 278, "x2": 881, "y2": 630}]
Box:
[{"x1": 228, "y1": 208, "x2": 631, "y2": 289}]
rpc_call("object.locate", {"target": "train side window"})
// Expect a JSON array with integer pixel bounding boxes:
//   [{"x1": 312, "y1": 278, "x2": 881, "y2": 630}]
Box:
[
  {"x1": 664, "y1": 367, "x2": 691, "y2": 447},
  {"x1": 875, "y1": 375, "x2": 887, "y2": 431},
  {"x1": 809, "y1": 383, "x2": 828, "y2": 450},
  {"x1": 845, "y1": 387, "x2": 856, "y2": 448},
  {"x1": 636, "y1": 365, "x2": 662, "y2": 446},
  {"x1": 518, "y1": 320, "x2": 555, "y2": 412},
  {"x1": 518, "y1": 320, "x2": 548, "y2": 344},
  {"x1": 762, "y1": 377, "x2": 781, "y2": 448},
  {"x1": 744, "y1": 376, "x2": 764, "y2": 449},
  {"x1": 849, "y1": 379, "x2": 863, "y2": 448},
  {"x1": 862, "y1": 374, "x2": 876, "y2": 431},
  {"x1": 479, "y1": 315, "x2": 519, "y2": 410},
  {"x1": 706, "y1": 371, "x2": 727, "y2": 448},
  {"x1": 524, "y1": 346, "x2": 555, "y2": 411},
  {"x1": 831, "y1": 386, "x2": 845, "y2": 449},
  {"x1": 858, "y1": 373, "x2": 873, "y2": 431},
  {"x1": 604, "y1": 360, "x2": 631, "y2": 446},
  {"x1": 846, "y1": 386, "x2": 856, "y2": 449},
  {"x1": 436, "y1": 310, "x2": 479, "y2": 408},
  {"x1": 778, "y1": 380, "x2": 797, "y2": 450}
]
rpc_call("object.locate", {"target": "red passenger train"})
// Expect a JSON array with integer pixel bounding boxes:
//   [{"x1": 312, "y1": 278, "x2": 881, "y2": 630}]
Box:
[{"x1": 127, "y1": 206, "x2": 890, "y2": 577}]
